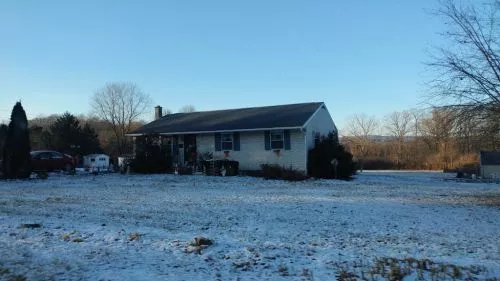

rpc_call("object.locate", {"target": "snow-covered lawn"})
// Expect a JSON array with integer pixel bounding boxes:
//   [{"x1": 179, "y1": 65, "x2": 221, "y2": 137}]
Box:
[{"x1": 0, "y1": 172, "x2": 499, "y2": 280}]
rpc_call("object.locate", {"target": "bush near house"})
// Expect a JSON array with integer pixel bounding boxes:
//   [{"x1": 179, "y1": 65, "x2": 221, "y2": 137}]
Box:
[
  {"x1": 259, "y1": 164, "x2": 308, "y2": 181},
  {"x1": 201, "y1": 160, "x2": 239, "y2": 176},
  {"x1": 308, "y1": 132, "x2": 356, "y2": 180},
  {"x1": 177, "y1": 166, "x2": 193, "y2": 175},
  {"x1": 130, "y1": 136, "x2": 172, "y2": 174}
]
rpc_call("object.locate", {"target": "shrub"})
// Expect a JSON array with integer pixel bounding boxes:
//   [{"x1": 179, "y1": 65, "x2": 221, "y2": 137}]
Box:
[
  {"x1": 2, "y1": 102, "x2": 31, "y2": 179},
  {"x1": 260, "y1": 164, "x2": 308, "y2": 181},
  {"x1": 201, "y1": 160, "x2": 239, "y2": 176},
  {"x1": 308, "y1": 132, "x2": 356, "y2": 180},
  {"x1": 177, "y1": 166, "x2": 193, "y2": 175},
  {"x1": 130, "y1": 135, "x2": 172, "y2": 174},
  {"x1": 260, "y1": 164, "x2": 282, "y2": 179},
  {"x1": 241, "y1": 170, "x2": 262, "y2": 178},
  {"x1": 456, "y1": 163, "x2": 480, "y2": 178}
]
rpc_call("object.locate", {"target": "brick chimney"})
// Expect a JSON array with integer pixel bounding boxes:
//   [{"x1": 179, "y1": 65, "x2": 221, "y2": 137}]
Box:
[{"x1": 154, "y1": 105, "x2": 162, "y2": 120}]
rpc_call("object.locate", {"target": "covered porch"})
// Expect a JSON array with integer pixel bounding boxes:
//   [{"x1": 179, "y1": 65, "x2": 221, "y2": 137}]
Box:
[{"x1": 132, "y1": 134, "x2": 198, "y2": 171}]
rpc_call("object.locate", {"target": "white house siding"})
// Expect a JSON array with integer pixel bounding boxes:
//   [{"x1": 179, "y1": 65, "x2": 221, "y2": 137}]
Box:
[
  {"x1": 196, "y1": 130, "x2": 307, "y2": 172},
  {"x1": 304, "y1": 105, "x2": 337, "y2": 150},
  {"x1": 481, "y1": 165, "x2": 500, "y2": 179}
]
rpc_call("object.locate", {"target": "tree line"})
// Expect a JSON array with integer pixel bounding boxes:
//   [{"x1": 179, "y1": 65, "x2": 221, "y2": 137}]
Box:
[
  {"x1": 342, "y1": 107, "x2": 499, "y2": 170},
  {"x1": 1, "y1": 82, "x2": 198, "y2": 165},
  {"x1": 343, "y1": 0, "x2": 499, "y2": 171},
  {"x1": 1, "y1": 0, "x2": 498, "y2": 176}
]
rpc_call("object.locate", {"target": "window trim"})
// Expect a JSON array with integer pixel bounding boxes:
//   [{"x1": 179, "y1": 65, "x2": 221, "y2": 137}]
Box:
[
  {"x1": 221, "y1": 133, "x2": 233, "y2": 151},
  {"x1": 270, "y1": 130, "x2": 284, "y2": 150}
]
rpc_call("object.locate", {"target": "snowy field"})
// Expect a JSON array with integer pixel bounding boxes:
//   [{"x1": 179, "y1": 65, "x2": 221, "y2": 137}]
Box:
[{"x1": 0, "y1": 172, "x2": 499, "y2": 280}]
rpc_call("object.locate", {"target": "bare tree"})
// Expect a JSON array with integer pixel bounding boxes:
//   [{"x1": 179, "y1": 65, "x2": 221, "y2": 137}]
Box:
[
  {"x1": 29, "y1": 114, "x2": 59, "y2": 129},
  {"x1": 343, "y1": 114, "x2": 379, "y2": 171},
  {"x1": 179, "y1": 105, "x2": 196, "y2": 113},
  {"x1": 409, "y1": 109, "x2": 424, "y2": 137},
  {"x1": 427, "y1": 0, "x2": 500, "y2": 118},
  {"x1": 384, "y1": 111, "x2": 413, "y2": 168},
  {"x1": 91, "y1": 82, "x2": 151, "y2": 155},
  {"x1": 163, "y1": 108, "x2": 173, "y2": 115},
  {"x1": 420, "y1": 109, "x2": 456, "y2": 169}
]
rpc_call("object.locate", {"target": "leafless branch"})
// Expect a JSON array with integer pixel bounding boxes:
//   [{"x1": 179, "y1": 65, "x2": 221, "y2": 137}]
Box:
[
  {"x1": 91, "y1": 82, "x2": 151, "y2": 154},
  {"x1": 426, "y1": 0, "x2": 500, "y2": 117}
]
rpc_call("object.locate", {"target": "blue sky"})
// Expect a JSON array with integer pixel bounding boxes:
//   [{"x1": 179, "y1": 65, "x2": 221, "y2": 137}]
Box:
[{"x1": 0, "y1": 0, "x2": 445, "y2": 129}]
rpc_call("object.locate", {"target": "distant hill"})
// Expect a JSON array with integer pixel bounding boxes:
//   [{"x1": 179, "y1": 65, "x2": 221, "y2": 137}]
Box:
[{"x1": 340, "y1": 135, "x2": 416, "y2": 142}]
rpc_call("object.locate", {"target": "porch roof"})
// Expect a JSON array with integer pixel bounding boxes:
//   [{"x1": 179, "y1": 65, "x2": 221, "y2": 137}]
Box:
[{"x1": 128, "y1": 102, "x2": 324, "y2": 136}]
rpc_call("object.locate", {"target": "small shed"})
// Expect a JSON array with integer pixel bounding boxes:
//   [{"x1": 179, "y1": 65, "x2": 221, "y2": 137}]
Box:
[
  {"x1": 83, "y1": 154, "x2": 110, "y2": 171},
  {"x1": 480, "y1": 151, "x2": 500, "y2": 179}
]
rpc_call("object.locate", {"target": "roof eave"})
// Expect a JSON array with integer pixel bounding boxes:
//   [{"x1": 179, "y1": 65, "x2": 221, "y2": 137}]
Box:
[
  {"x1": 301, "y1": 102, "x2": 327, "y2": 130},
  {"x1": 126, "y1": 126, "x2": 304, "y2": 136}
]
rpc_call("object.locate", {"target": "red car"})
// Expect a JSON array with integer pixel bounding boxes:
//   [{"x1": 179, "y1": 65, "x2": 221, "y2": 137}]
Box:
[{"x1": 30, "y1": 151, "x2": 75, "y2": 172}]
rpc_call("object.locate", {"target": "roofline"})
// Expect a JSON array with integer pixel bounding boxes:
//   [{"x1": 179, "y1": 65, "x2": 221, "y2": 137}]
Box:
[
  {"x1": 157, "y1": 102, "x2": 323, "y2": 118},
  {"x1": 301, "y1": 102, "x2": 326, "y2": 130},
  {"x1": 125, "y1": 126, "x2": 303, "y2": 136}
]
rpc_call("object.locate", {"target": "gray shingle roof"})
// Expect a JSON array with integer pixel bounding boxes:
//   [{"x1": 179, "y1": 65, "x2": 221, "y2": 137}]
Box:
[
  {"x1": 130, "y1": 102, "x2": 324, "y2": 135},
  {"x1": 480, "y1": 151, "x2": 500, "y2": 166}
]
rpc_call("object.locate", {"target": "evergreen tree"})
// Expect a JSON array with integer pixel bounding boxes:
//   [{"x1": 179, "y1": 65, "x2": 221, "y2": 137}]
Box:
[
  {"x1": 49, "y1": 112, "x2": 101, "y2": 156},
  {"x1": 0, "y1": 124, "x2": 7, "y2": 156},
  {"x1": 2, "y1": 102, "x2": 31, "y2": 179},
  {"x1": 50, "y1": 112, "x2": 82, "y2": 154},
  {"x1": 308, "y1": 132, "x2": 356, "y2": 180},
  {"x1": 80, "y1": 123, "x2": 101, "y2": 155}
]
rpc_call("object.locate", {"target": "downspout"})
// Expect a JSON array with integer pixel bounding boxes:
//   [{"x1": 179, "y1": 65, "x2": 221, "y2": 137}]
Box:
[{"x1": 303, "y1": 127, "x2": 308, "y2": 175}]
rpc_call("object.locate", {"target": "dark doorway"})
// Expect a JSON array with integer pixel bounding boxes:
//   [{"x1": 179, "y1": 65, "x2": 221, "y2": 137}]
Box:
[{"x1": 184, "y1": 134, "x2": 197, "y2": 166}]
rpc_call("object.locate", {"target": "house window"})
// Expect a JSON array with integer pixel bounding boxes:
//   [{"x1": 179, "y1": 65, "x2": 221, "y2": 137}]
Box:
[
  {"x1": 221, "y1": 133, "x2": 233, "y2": 150},
  {"x1": 270, "y1": 130, "x2": 284, "y2": 149}
]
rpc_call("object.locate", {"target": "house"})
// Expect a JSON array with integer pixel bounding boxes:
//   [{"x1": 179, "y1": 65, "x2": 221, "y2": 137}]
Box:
[
  {"x1": 479, "y1": 151, "x2": 500, "y2": 179},
  {"x1": 127, "y1": 102, "x2": 337, "y2": 173},
  {"x1": 83, "y1": 154, "x2": 110, "y2": 171}
]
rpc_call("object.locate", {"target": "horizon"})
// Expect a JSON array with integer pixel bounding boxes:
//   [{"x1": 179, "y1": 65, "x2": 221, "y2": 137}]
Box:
[{"x1": 1, "y1": 0, "x2": 446, "y2": 129}]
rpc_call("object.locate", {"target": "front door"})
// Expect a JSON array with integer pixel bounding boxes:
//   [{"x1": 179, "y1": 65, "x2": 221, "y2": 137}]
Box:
[{"x1": 183, "y1": 134, "x2": 197, "y2": 166}]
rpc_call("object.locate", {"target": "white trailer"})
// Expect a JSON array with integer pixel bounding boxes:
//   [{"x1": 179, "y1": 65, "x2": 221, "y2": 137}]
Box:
[{"x1": 83, "y1": 154, "x2": 110, "y2": 172}]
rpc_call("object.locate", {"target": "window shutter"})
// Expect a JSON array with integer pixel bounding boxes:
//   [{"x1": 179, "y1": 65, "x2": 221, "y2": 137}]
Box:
[
  {"x1": 264, "y1": 131, "x2": 270, "y2": 150},
  {"x1": 284, "y1": 130, "x2": 291, "y2": 150},
  {"x1": 233, "y1": 132, "x2": 240, "y2": 151},
  {"x1": 214, "y1": 133, "x2": 222, "y2": 151}
]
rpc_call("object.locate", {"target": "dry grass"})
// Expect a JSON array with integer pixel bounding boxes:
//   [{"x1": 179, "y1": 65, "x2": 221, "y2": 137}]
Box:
[
  {"x1": 333, "y1": 257, "x2": 499, "y2": 281},
  {"x1": 128, "y1": 232, "x2": 141, "y2": 241},
  {"x1": 0, "y1": 267, "x2": 26, "y2": 281},
  {"x1": 470, "y1": 194, "x2": 500, "y2": 206},
  {"x1": 61, "y1": 233, "x2": 70, "y2": 241}
]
